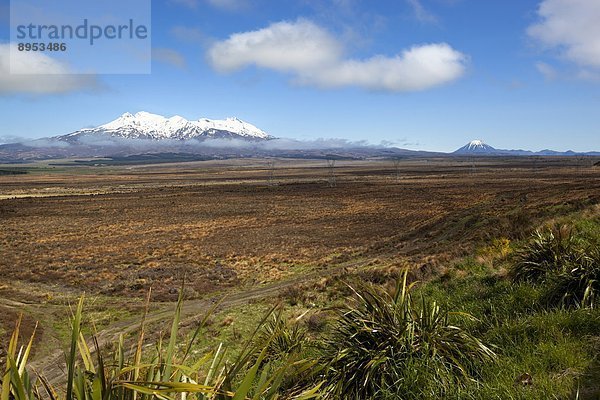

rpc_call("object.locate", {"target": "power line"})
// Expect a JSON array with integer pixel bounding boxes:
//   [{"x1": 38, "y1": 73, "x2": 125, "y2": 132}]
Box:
[{"x1": 327, "y1": 159, "x2": 336, "y2": 187}]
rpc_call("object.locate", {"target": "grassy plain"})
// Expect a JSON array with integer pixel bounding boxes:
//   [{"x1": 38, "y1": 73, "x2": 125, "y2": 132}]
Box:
[{"x1": 0, "y1": 156, "x2": 599, "y2": 380}]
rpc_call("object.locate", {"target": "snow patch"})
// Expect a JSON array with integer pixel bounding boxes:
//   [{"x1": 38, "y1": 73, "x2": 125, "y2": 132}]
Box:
[{"x1": 73, "y1": 111, "x2": 271, "y2": 140}]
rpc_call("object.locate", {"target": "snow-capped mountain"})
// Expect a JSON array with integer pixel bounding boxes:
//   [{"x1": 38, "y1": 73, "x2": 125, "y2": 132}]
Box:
[
  {"x1": 453, "y1": 140, "x2": 498, "y2": 154},
  {"x1": 453, "y1": 140, "x2": 600, "y2": 156},
  {"x1": 60, "y1": 112, "x2": 272, "y2": 141}
]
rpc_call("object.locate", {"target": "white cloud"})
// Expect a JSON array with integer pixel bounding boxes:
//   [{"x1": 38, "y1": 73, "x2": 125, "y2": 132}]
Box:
[
  {"x1": 528, "y1": 0, "x2": 600, "y2": 69},
  {"x1": 23, "y1": 138, "x2": 71, "y2": 148},
  {"x1": 0, "y1": 44, "x2": 99, "y2": 95},
  {"x1": 298, "y1": 43, "x2": 465, "y2": 91},
  {"x1": 0, "y1": 135, "x2": 25, "y2": 145},
  {"x1": 207, "y1": 20, "x2": 467, "y2": 92},
  {"x1": 535, "y1": 62, "x2": 557, "y2": 80},
  {"x1": 153, "y1": 48, "x2": 187, "y2": 69},
  {"x1": 406, "y1": 0, "x2": 438, "y2": 23},
  {"x1": 208, "y1": 19, "x2": 343, "y2": 73}
]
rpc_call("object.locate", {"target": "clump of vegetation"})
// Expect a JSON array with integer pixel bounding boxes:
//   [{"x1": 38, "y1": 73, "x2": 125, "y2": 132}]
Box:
[
  {"x1": 510, "y1": 224, "x2": 580, "y2": 283},
  {"x1": 1, "y1": 292, "x2": 322, "y2": 400},
  {"x1": 510, "y1": 223, "x2": 600, "y2": 308},
  {"x1": 305, "y1": 313, "x2": 327, "y2": 333},
  {"x1": 319, "y1": 273, "x2": 496, "y2": 399},
  {"x1": 280, "y1": 286, "x2": 306, "y2": 307},
  {"x1": 254, "y1": 311, "x2": 307, "y2": 361},
  {"x1": 546, "y1": 246, "x2": 600, "y2": 308}
]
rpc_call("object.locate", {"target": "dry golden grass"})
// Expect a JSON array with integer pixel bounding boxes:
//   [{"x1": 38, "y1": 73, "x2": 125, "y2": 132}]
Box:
[{"x1": 0, "y1": 157, "x2": 598, "y2": 306}]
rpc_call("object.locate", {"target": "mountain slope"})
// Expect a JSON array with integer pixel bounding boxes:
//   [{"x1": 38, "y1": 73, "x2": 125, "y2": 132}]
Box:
[
  {"x1": 60, "y1": 112, "x2": 272, "y2": 142},
  {"x1": 453, "y1": 140, "x2": 499, "y2": 154},
  {"x1": 453, "y1": 140, "x2": 600, "y2": 156}
]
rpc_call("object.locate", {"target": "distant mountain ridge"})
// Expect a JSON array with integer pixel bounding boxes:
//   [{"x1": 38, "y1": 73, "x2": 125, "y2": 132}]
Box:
[
  {"x1": 60, "y1": 112, "x2": 272, "y2": 142},
  {"x1": 453, "y1": 140, "x2": 600, "y2": 156},
  {"x1": 1, "y1": 118, "x2": 599, "y2": 162}
]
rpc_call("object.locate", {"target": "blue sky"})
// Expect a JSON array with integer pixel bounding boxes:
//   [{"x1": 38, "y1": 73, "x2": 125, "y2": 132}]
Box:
[{"x1": 1, "y1": 0, "x2": 599, "y2": 152}]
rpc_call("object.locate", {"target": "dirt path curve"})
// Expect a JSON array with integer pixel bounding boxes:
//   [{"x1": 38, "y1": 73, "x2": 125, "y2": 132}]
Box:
[{"x1": 28, "y1": 260, "x2": 360, "y2": 390}]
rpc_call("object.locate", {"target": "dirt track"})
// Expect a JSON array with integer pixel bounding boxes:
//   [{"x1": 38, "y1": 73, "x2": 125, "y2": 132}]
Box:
[{"x1": 28, "y1": 260, "x2": 361, "y2": 388}]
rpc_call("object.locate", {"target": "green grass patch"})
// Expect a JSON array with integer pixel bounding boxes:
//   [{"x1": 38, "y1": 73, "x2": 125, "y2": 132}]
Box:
[{"x1": 417, "y1": 259, "x2": 600, "y2": 398}]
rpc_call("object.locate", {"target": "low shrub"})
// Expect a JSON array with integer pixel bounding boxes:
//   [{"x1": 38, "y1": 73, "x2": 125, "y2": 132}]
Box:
[
  {"x1": 305, "y1": 313, "x2": 328, "y2": 333},
  {"x1": 510, "y1": 224, "x2": 580, "y2": 283},
  {"x1": 546, "y1": 246, "x2": 600, "y2": 308},
  {"x1": 255, "y1": 311, "x2": 307, "y2": 361},
  {"x1": 320, "y1": 272, "x2": 496, "y2": 399},
  {"x1": 511, "y1": 223, "x2": 600, "y2": 309}
]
